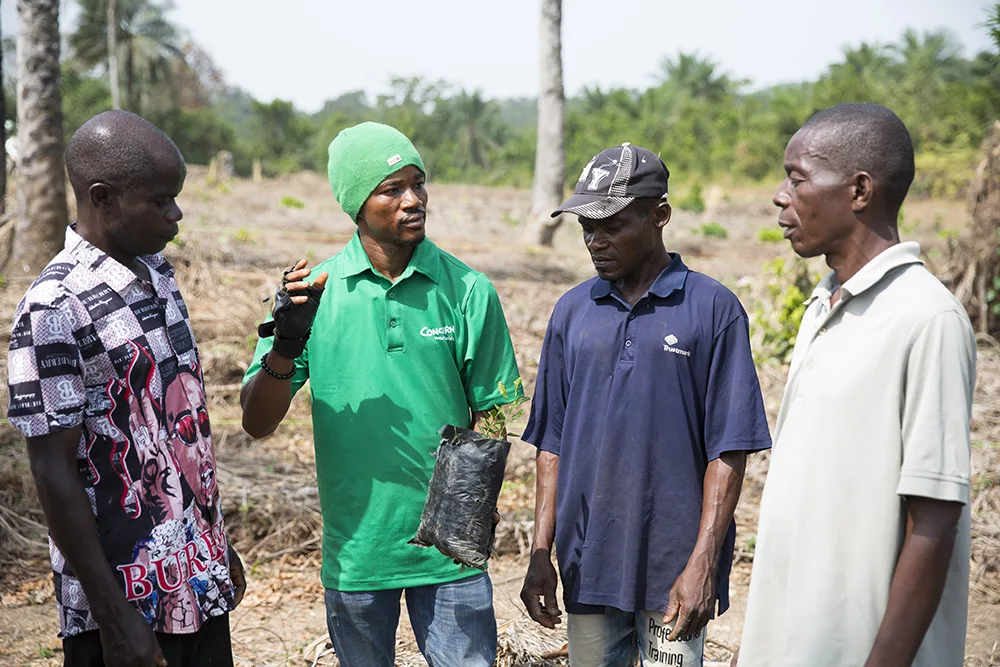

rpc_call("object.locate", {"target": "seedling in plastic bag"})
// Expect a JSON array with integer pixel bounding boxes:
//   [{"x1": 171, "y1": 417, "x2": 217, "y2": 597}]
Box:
[{"x1": 477, "y1": 378, "x2": 527, "y2": 440}]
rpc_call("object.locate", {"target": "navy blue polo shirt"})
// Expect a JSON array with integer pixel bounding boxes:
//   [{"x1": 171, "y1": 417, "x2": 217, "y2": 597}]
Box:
[{"x1": 522, "y1": 254, "x2": 771, "y2": 615}]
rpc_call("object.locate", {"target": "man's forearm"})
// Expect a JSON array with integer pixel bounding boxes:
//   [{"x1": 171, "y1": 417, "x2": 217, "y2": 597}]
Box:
[
  {"x1": 240, "y1": 351, "x2": 295, "y2": 438},
  {"x1": 532, "y1": 451, "x2": 559, "y2": 552},
  {"x1": 864, "y1": 497, "x2": 962, "y2": 667},
  {"x1": 30, "y1": 447, "x2": 130, "y2": 623},
  {"x1": 689, "y1": 451, "x2": 746, "y2": 570}
]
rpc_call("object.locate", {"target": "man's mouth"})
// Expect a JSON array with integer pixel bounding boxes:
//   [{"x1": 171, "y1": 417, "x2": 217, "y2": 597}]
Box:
[
  {"x1": 200, "y1": 463, "x2": 216, "y2": 494},
  {"x1": 401, "y1": 213, "x2": 426, "y2": 228}
]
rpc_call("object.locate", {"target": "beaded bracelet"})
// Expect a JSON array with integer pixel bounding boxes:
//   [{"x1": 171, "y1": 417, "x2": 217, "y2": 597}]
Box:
[{"x1": 259, "y1": 353, "x2": 296, "y2": 380}]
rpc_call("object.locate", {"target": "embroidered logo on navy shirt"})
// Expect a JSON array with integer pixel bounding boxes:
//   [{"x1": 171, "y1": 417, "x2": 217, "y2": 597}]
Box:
[{"x1": 663, "y1": 334, "x2": 692, "y2": 357}]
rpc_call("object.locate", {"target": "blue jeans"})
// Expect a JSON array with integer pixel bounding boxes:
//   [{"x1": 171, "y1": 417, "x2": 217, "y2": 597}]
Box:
[{"x1": 324, "y1": 573, "x2": 496, "y2": 667}]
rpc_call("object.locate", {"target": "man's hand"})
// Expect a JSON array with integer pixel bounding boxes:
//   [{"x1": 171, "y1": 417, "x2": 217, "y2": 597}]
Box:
[
  {"x1": 261, "y1": 259, "x2": 329, "y2": 359},
  {"x1": 229, "y1": 545, "x2": 247, "y2": 608},
  {"x1": 99, "y1": 605, "x2": 166, "y2": 667},
  {"x1": 663, "y1": 560, "x2": 716, "y2": 641},
  {"x1": 520, "y1": 549, "x2": 562, "y2": 629}
]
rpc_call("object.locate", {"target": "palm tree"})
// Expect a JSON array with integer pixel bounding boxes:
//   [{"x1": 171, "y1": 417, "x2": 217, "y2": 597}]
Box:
[
  {"x1": 892, "y1": 29, "x2": 967, "y2": 96},
  {"x1": 523, "y1": 0, "x2": 565, "y2": 246},
  {"x1": 659, "y1": 53, "x2": 743, "y2": 103},
  {"x1": 108, "y1": 0, "x2": 121, "y2": 108},
  {"x1": 70, "y1": 0, "x2": 182, "y2": 113},
  {"x1": 448, "y1": 90, "x2": 505, "y2": 171},
  {"x1": 815, "y1": 42, "x2": 895, "y2": 106},
  {"x1": 8, "y1": 0, "x2": 69, "y2": 275}
]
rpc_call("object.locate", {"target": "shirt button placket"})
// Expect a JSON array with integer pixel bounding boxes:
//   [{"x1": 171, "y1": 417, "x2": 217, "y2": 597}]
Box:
[
  {"x1": 621, "y1": 311, "x2": 636, "y2": 362},
  {"x1": 387, "y1": 290, "x2": 403, "y2": 351}
]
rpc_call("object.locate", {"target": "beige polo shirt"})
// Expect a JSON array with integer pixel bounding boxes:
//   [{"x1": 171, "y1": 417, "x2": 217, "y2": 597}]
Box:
[{"x1": 739, "y1": 242, "x2": 976, "y2": 667}]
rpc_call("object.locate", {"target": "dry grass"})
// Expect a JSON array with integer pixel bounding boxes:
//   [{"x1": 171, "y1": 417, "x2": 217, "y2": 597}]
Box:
[{"x1": 1, "y1": 167, "x2": 998, "y2": 663}]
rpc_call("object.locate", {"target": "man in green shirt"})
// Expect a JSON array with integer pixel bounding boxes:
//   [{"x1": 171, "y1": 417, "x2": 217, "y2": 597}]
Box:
[{"x1": 240, "y1": 122, "x2": 521, "y2": 667}]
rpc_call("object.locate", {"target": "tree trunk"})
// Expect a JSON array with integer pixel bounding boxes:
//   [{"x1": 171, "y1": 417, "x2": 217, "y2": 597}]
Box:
[
  {"x1": 522, "y1": 0, "x2": 565, "y2": 247},
  {"x1": 8, "y1": 0, "x2": 68, "y2": 275},
  {"x1": 0, "y1": 5, "x2": 7, "y2": 216},
  {"x1": 125, "y1": 43, "x2": 138, "y2": 112},
  {"x1": 108, "y1": 0, "x2": 121, "y2": 109}
]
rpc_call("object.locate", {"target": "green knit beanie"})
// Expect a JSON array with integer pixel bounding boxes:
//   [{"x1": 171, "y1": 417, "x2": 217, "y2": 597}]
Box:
[{"x1": 327, "y1": 122, "x2": 426, "y2": 223}]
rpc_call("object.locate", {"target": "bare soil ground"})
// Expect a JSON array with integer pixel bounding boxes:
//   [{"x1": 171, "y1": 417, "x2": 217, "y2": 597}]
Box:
[{"x1": 1, "y1": 170, "x2": 997, "y2": 666}]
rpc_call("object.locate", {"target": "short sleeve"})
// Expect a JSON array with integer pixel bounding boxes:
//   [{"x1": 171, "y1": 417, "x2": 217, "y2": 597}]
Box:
[
  {"x1": 520, "y1": 307, "x2": 567, "y2": 456},
  {"x1": 460, "y1": 274, "x2": 522, "y2": 411},
  {"x1": 897, "y1": 310, "x2": 975, "y2": 504},
  {"x1": 242, "y1": 313, "x2": 310, "y2": 397},
  {"x1": 704, "y1": 314, "x2": 772, "y2": 461},
  {"x1": 7, "y1": 300, "x2": 86, "y2": 437}
]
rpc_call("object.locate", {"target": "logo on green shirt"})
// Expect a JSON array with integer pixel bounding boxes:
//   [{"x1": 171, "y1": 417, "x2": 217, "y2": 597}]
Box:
[{"x1": 420, "y1": 325, "x2": 456, "y2": 341}]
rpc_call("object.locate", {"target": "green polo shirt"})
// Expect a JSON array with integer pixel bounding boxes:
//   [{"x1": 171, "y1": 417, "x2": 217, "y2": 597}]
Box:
[{"x1": 244, "y1": 233, "x2": 522, "y2": 591}]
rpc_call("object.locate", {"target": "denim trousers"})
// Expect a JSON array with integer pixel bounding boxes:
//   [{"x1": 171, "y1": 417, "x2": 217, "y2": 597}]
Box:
[{"x1": 324, "y1": 572, "x2": 496, "y2": 667}]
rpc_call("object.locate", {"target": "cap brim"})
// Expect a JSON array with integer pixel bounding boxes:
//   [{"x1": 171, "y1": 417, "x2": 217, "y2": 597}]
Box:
[{"x1": 551, "y1": 193, "x2": 634, "y2": 219}]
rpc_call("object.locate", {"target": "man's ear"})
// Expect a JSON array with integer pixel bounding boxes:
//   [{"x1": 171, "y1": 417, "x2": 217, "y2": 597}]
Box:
[
  {"x1": 89, "y1": 182, "x2": 114, "y2": 211},
  {"x1": 654, "y1": 200, "x2": 672, "y2": 229},
  {"x1": 850, "y1": 172, "x2": 874, "y2": 213}
]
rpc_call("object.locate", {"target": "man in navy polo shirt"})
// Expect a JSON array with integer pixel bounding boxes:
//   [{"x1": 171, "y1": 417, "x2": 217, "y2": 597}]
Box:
[{"x1": 519, "y1": 143, "x2": 772, "y2": 667}]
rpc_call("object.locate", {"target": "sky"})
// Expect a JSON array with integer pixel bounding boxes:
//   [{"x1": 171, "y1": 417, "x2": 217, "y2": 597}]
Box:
[{"x1": 1, "y1": 0, "x2": 995, "y2": 113}]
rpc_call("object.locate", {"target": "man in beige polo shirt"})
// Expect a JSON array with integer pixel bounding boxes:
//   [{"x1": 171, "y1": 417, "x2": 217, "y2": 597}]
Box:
[{"x1": 735, "y1": 103, "x2": 976, "y2": 667}]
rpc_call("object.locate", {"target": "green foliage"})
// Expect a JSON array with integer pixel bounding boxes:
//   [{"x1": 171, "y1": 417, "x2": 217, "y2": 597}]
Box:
[
  {"x1": 477, "y1": 379, "x2": 528, "y2": 441},
  {"x1": 53, "y1": 9, "x2": 1000, "y2": 195},
  {"x1": 247, "y1": 99, "x2": 315, "y2": 175},
  {"x1": 61, "y1": 67, "x2": 112, "y2": 141},
  {"x1": 70, "y1": 0, "x2": 183, "y2": 113},
  {"x1": 911, "y1": 149, "x2": 980, "y2": 198},
  {"x1": 676, "y1": 184, "x2": 706, "y2": 213},
  {"x1": 698, "y1": 221, "x2": 728, "y2": 239},
  {"x1": 988, "y1": 233, "x2": 1000, "y2": 319},
  {"x1": 988, "y1": 5, "x2": 1000, "y2": 54},
  {"x1": 37, "y1": 643, "x2": 55, "y2": 659},
  {"x1": 280, "y1": 195, "x2": 305, "y2": 209},
  {"x1": 148, "y1": 108, "x2": 239, "y2": 167},
  {"x1": 233, "y1": 228, "x2": 256, "y2": 244},
  {"x1": 753, "y1": 258, "x2": 818, "y2": 365},
  {"x1": 758, "y1": 227, "x2": 786, "y2": 243}
]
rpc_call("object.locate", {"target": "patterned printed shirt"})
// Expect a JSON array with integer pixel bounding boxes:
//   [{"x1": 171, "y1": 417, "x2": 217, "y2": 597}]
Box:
[{"x1": 7, "y1": 226, "x2": 235, "y2": 637}]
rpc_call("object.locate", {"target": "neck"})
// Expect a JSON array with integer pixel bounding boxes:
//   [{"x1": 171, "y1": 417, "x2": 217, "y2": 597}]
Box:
[
  {"x1": 358, "y1": 229, "x2": 416, "y2": 282},
  {"x1": 75, "y1": 215, "x2": 145, "y2": 276},
  {"x1": 826, "y1": 218, "x2": 900, "y2": 288},
  {"x1": 616, "y1": 245, "x2": 671, "y2": 306}
]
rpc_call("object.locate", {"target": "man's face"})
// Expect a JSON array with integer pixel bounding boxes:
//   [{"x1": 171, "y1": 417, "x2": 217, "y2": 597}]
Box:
[
  {"x1": 579, "y1": 200, "x2": 667, "y2": 282},
  {"x1": 358, "y1": 165, "x2": 428, "y2": 247},
  {"x1": 109, "y1": 157, "x2": 186, "y2": 257},
  {"x1": 774, "y1": 129, "x2": 856, "y2": 258},
  {"x1": 165, "y1": 369, "x2": 216, "y2": 508}
]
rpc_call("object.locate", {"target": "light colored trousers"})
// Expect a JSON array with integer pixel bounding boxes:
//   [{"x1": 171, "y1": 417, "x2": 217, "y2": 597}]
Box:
[{"x1": 568, "y1": 608, "x2": 705, "y2": 667}]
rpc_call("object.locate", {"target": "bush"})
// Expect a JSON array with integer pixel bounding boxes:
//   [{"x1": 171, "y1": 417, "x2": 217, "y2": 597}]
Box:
[
  {"x1": 911, "y1": 149, "x2": 979, "y2": 199},
  {"x1": 752, "y1": 257, "x2": 818, "y2": 365},
  {"x1": 699, "y1": 221, "x2": 728, "y2": 239},
  {"x1": 676, "y1": 184, "x2": 706, "y2": 213},
  {"x1": 758, "y1": 227, "x2": 785, "y2": 243},
  {"x1": 280, "y1": 195, "x2": 305, "y2": 209}
]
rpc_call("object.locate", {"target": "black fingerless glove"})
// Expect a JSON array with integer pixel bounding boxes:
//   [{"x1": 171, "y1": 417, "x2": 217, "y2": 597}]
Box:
[{"x1": 258, "y1": 269, "x2": 325, "y2": 359}]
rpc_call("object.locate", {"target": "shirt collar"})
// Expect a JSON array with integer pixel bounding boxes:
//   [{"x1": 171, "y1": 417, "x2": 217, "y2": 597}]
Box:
[
  {"x1": 64, "y1": 224, "x2": 173, "y2": 295},
  {"x1": 590, "y1": 253, "x2": 689, "y2": 300},
  {"x1": 805, "y1": 241, "x2": 923, "y2": 305},
  {"x1": 340, "y1": 231, "x2": 440, "y2": 284}
]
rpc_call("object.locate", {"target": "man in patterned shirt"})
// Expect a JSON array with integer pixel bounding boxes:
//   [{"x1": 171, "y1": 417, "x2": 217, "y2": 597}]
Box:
[{"x1": 6, "y1": 110, "x2": 245, "y2": 667}]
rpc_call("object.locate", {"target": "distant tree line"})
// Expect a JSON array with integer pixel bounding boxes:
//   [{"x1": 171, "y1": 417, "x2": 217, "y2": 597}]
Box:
[{"x1": 4, "y1": 0, "x2": 999, "y2": 196}]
